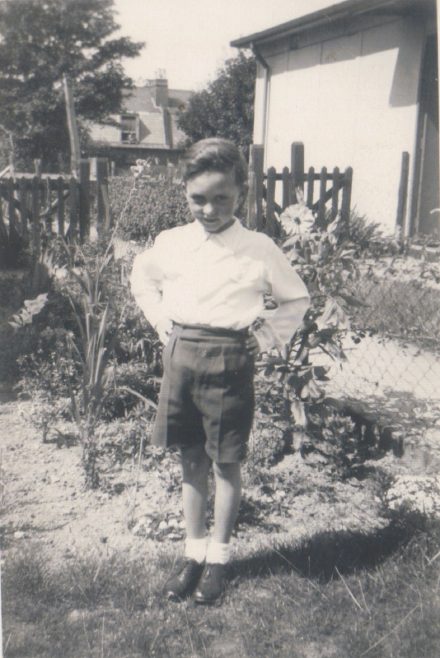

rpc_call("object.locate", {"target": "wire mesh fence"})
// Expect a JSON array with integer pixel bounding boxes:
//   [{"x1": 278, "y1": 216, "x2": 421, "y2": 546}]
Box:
[{"x1": 322, "y1": 256, "x2": 440, "y2": 421}]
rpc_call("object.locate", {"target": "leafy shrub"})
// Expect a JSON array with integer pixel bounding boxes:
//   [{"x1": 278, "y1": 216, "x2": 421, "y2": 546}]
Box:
[
  {"x1": 109, "y1": 175, "x2": 191, "y2": 243},
  {"x1": 97, "y1": 415, "x2": 153, "y2": 465},
  {"x1": 253, "y1": 193, "x2": 372, "y2": 473},
  {"x1": 103, "y1": 360, "x2": 159, "y2": 420},
  {"x1": 300, "y1": 403, "x2": 378, "y2": 478},
  {"x1": 247, "y1": 413, "x2": 291, "y2": 472},
  {"x1": 343, "y1": 209, "x2": 389, "y2": 255},
  {"x1": 0, "y1": 271, "x2": 30, "y2": 383},
  {"x1": 10, "y1": 236, "x2": 161, "y2": 486}
]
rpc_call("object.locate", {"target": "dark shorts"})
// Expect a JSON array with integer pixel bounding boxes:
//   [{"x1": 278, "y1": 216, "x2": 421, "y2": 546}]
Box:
[{"x1": 152, "y1": 323, "x2": 255, "y2": 463}]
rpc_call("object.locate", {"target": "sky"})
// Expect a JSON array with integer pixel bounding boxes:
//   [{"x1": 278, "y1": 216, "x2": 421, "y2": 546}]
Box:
[{"x1": 113, "y1": 0, "x2": 331, "y2": 91}]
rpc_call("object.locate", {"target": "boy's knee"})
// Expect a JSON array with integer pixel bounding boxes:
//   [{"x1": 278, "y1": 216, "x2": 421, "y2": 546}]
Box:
[
  {"x1": 212, "y1": 461, "x2": 241, "y2": 481},
  {"x1": 180, "y1": 445, "x2": 211, "y2": 479}
]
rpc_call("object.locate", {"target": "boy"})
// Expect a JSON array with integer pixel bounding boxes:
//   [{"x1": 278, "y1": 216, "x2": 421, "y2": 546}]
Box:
[{"x1": 130, "y1": 138, "x2": 309, "y2": 604}]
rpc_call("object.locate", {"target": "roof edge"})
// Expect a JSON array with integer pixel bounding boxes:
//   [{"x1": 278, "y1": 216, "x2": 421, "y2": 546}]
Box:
[{"x1": 230, "y1": 0, "x2": 434, "y2": 48}]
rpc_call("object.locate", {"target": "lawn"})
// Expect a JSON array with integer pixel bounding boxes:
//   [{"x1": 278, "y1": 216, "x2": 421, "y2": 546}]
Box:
[{"x1": 3, "y1": 515, "x2": 440, "y2": 658}]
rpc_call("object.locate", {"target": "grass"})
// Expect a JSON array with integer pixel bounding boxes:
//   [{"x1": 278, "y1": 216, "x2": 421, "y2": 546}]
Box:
[{"x1": 3, "y1": 514, "x2": 440, "y2": 658}]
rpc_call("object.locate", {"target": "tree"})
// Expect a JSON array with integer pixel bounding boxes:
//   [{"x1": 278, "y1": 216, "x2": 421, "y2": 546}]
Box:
[
  {"x1": 177, "y1": 52, "x2": 256, "y2": 153},
  {"x1": 0, "y1": 0, "x2": 143, "y2": 169}
]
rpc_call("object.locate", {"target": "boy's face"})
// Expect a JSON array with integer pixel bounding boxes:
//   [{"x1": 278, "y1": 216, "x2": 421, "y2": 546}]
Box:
[{"x1": 185, "y1": 169, "x2": 243, "y2": 233}]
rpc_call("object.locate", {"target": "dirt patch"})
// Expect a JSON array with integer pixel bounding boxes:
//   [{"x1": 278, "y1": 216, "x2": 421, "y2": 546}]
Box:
[
  {"x1": 2, "y1": 376, "x2": 438, "y2": 569},
  {"x1": 1, "y1": 401, "x2": 169, "y2": 564},
  {"x1": 1, "y1": 399, "x2": 392, "y2": 567}
]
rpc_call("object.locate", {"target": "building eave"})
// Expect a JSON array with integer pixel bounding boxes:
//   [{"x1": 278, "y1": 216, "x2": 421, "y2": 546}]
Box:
[{"x1": 230, "y1": 0, "x2": 436, "y2": 48}]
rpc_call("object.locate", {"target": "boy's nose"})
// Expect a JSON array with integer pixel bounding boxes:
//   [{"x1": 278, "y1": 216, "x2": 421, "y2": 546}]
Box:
[{"x1": 203, "y1": 203, "x2": 216, "y2": 217}]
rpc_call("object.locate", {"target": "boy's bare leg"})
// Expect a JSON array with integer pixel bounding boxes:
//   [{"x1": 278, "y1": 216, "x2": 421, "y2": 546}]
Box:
[
  {"x1": 181, "y1": 445, "x2": 211, "y2": 538},
  {"x1": 211, "y1": 461, "x2": 241, "y2": 543},
  {"x1": 192, "y1": 461, "x2": 241, "y2": 604}
]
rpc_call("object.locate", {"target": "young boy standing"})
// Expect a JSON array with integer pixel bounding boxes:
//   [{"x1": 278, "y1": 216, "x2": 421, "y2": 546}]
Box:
[{"x1": 131, "y1": 138, "x2": 309, "y2": 604}]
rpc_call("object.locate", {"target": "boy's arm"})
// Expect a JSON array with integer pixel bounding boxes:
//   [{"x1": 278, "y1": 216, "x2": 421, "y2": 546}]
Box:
[
  {"x1": 252, "y1": 239, "x2": 310, "y2": 353},
  {"x1": 130, "y1": 236, "x2": 172, "y2": 343}
]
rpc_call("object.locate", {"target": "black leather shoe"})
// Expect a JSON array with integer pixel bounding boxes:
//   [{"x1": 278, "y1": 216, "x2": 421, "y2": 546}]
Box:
[
  {"x1": 163, "y1": 559, "x2": 204, "y2": 601},
  {"x1": 193, "y1": 563, "x2": 227, "y2": 605}
]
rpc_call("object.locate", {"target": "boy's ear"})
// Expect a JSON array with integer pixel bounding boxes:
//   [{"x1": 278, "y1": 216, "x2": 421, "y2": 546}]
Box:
[{"x1": 237, "y1": 183, "x2": 248, "y2": 209}]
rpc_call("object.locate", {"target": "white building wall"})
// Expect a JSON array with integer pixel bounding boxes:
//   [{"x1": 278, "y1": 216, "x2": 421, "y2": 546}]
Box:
[{"x1": 258, "y1": 18, "x2": 425, "y2": 232}]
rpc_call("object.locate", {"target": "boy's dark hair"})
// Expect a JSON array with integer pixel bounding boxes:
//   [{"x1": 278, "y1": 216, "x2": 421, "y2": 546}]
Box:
[{"x1": 181, "y1": 138, "x2": 248, "y2": 187}]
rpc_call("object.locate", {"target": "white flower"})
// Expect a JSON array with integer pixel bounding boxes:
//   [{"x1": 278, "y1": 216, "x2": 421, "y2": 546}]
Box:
[
  {"x1": 279, "y1": 194, "x2": 316, "y2": 238},
  {"x1": 386, "y1": 475, "x2": 440, "y2": 517}
]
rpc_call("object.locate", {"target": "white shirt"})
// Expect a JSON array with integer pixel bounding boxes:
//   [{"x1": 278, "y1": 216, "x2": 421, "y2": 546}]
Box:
[{"x1": 130, "y1": 219, "x2": 310, "y2": 352}]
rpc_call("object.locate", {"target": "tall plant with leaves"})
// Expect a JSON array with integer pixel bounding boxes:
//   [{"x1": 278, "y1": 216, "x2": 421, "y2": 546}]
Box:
[
  {"x1": 58, "y1": 161, "x2": 150, "y2": 487},
  {"x1": 255, "y1": 191, "x2": 367, "y2": 473},
  {"x1": 64, "y1": 244, "x2": 114, "y2": 488},
  {"x1": 8, "y1": 161, "x2": 156, "y2": 486}
]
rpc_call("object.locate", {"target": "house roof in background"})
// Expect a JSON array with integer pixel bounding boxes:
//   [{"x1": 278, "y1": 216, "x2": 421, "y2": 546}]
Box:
[
  {"x1": 168, "y1": 89, "x2": 193, "y2": 109},
  {"x1": 123, "y1": 84, "x2": 193, "y2": 114},
  {"x1": 230, "y1": 0, "x2": 436, "y2": 48}
]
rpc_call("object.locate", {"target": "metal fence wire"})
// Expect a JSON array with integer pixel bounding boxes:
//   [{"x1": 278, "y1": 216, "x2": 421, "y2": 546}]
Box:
[{"x1": 325, "y1": 262, "x2": 440, "y2": 403}]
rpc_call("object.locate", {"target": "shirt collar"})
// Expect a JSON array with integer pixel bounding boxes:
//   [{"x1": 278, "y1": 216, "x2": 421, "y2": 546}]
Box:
[{"x1": 188, "y1": 218, "x2": 243, "y2": 249}]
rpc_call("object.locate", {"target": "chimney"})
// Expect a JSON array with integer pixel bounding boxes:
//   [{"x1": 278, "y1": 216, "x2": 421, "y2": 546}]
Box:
[{"x1": 150, "y1": 78, "x2": 168, "y2": 107}]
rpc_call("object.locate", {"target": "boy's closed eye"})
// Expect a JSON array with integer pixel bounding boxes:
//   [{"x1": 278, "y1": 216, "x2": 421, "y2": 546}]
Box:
[
  {"x1": 191, "y1": 195, "x2": 229, "y2": 205},
  {"x1": 190, "y1": 195, "x2": 205, "y2": 205}
]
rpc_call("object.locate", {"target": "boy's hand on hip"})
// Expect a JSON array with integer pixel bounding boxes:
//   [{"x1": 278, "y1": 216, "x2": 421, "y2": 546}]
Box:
[
  {"x1": 156, "y1": 318, "x2": 173, "y2": 345},
  {"x1": 246, "y1": 332, "x2": 261, "y2": 359}
]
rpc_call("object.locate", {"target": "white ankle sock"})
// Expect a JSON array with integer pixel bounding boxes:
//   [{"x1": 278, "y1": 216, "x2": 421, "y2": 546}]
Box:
[
  {"x1": 206, "y1": 540, "x2": 231, "y2": 565},
  {"x1": 184, "y1": 537, "x2": 207, "y2": 564}
]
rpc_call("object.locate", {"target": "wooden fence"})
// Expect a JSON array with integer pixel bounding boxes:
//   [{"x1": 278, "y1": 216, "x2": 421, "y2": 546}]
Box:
[
  {"x1": 247, "y1": 142, "x2": 353, "y2": 236},
  {"x1": 0, "y1": 158, "x2": 111, "y2": 268}
]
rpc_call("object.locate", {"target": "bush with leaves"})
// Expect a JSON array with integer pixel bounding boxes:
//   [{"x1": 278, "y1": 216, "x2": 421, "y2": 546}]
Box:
[
  {"x1": 254, "y1": 192, "x2": 372, "y2": 474},
  {"x1": 110, "y1": 174, "x2": 191, "y2": 244},
  {"x1": 10, "y1": 232, "x2": 161, "y2": 488},
  {"x1": 342, "y1": 209, "x2": 401, "y2": 258}
]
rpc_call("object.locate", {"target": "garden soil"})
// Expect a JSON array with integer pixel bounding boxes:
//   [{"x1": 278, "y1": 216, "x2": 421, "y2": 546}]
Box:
[
  {"x1": 0, "y1": 399, "x2": 384, "y2": 566},
  {"x1": 2, "y1": 381, "x2": 439, "y2": 569}
]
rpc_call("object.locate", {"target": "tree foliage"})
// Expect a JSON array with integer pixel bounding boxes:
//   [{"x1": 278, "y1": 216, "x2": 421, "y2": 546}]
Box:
[
  {"x1": 0, "y1": 0, "x2": 143, "y2": 168},
  {"x1": 177, "y1": 51, "x2": 256, "y2": 152}
]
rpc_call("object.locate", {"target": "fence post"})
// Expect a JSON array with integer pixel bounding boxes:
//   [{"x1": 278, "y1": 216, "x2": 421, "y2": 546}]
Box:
[
  {"x1": 340, "y1": 167, "x2": 353, "y2": 226},
  {"x1": 18, "y1": 177, "x2": 28, "y2": 239},
  {"x1": 68, "y1": 175, "x2": 79, "y2": 241},
  {"x1": 247, "y1": 144, "x2": 264, "y2": 231},
  {"x1": 7, "y1": 178, "x2": 22, "y2": 265},
  {"x1": 396, "y1": 151, "x2": 409, "y2": 236},
  {"x1": 78, "y1": 159, "x2": 91, "y2": 242},
  {"x1": 291, "y1": 142, "x2": 304, "y2": 202},
  {"x1": 56, "y1": 176, "x2": 65, "y2": 238},
  {"x1": 96, "y1": 158, "x2": 111, "y2": 233},
  {"x1": 282, "y1": 167, "x2": 291, "y2": 209},
  {"x1": 331, "y1": 167, "x2": 340, "y2": 220},
  {"x1": 31, "y1": 175, "x2": 41, "y2": 268},
  {"x1": 317, "y1": 167, "x2": 327, "y2": 228},
  {"x1": 306, "y1": 167, "x2": 315, "y2": 208},
  {"x1": 266, "y1": 167, "x2": 277, "y2": 237}
]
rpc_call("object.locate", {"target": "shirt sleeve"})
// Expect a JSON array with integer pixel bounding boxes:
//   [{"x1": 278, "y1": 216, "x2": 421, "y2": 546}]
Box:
[
  {"x1": 252, "y1": 238, "x2": 310, "y2": 353},
  {"x1": 130, "y1": 233, "x2": 168, "y2": 331}
]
